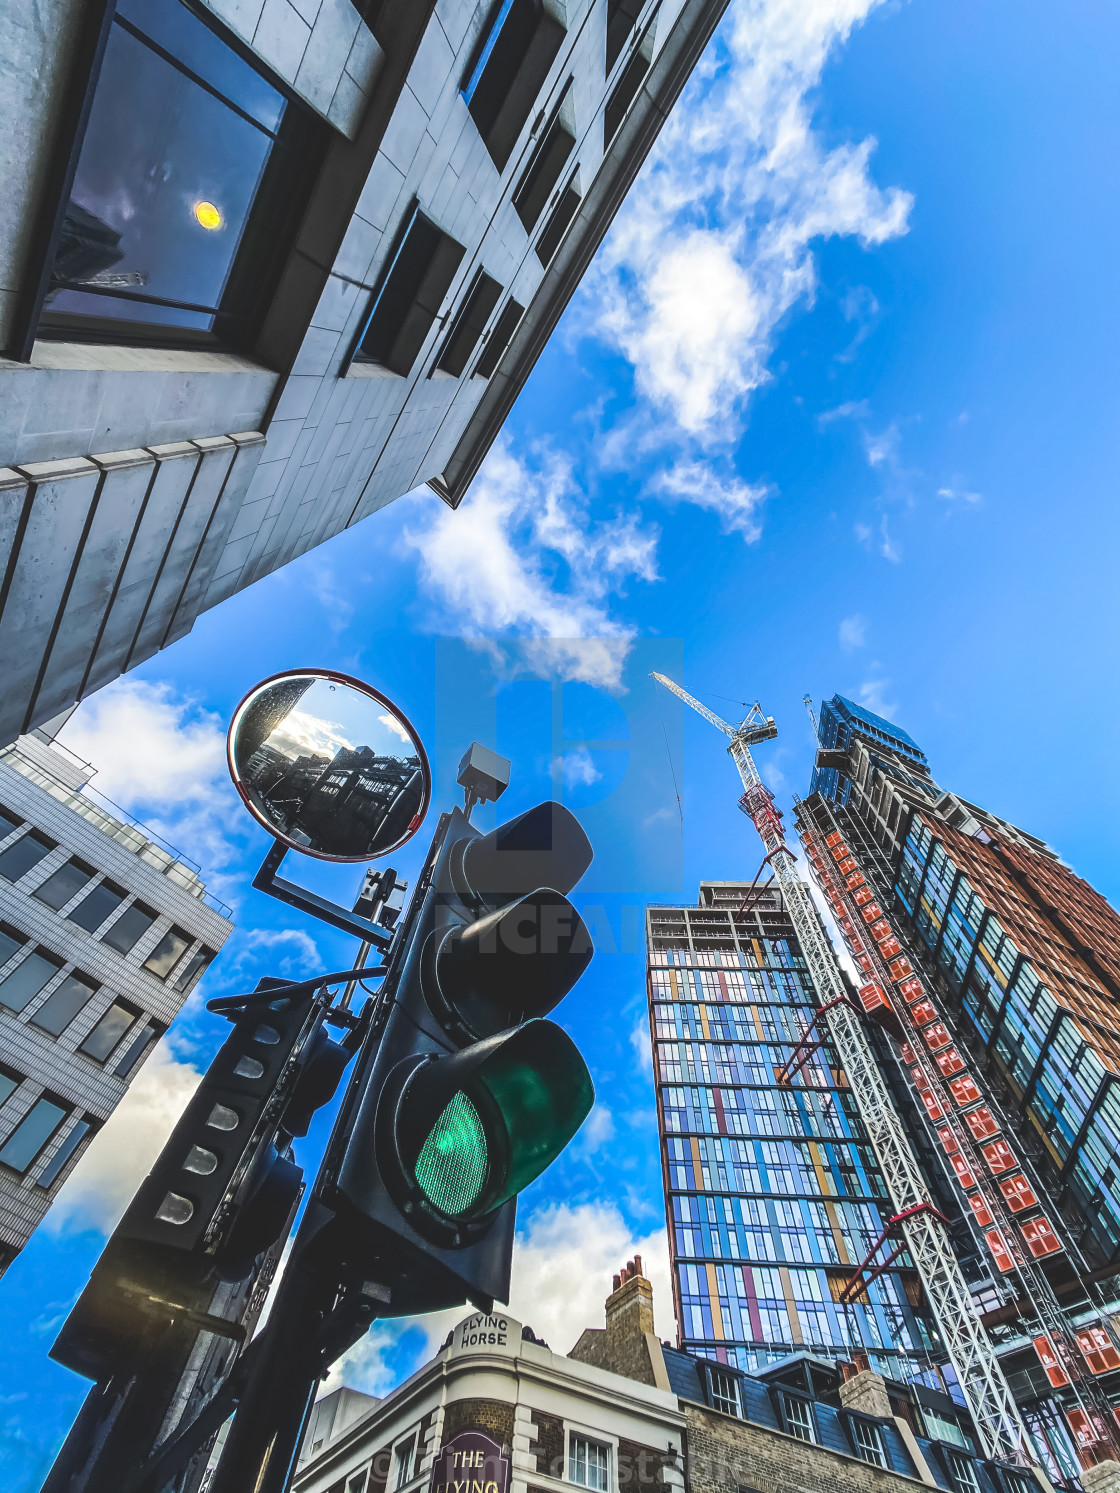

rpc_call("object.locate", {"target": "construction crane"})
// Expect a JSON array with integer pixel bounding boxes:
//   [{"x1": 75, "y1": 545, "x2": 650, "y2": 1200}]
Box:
[{"x1": 650, "y1": 672, "x2": 1034, "y2": 1465}]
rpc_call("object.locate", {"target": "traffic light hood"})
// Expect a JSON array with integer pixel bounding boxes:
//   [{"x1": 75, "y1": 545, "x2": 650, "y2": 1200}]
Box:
[
  {"x1": 452, "y1": 801, "x2": 592, "y2": 905},
  {"x1": 428, "y1": 887, "x2": 593, "y2": 1039}
]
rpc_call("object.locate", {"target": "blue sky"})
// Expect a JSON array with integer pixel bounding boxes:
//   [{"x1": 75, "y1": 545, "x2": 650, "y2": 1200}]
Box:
[{"x1": 5, "y1": 0, "x2": 1120, "y2": 1482}]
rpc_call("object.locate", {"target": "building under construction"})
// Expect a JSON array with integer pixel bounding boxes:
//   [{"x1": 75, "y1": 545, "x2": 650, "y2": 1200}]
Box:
[
  {"x1": 646, "y1": 881, "x2": 946, "y2": 1384},
  {"x1": 796, "y1": 694, "x2": 1120, "y2": 1488},
  {"x1": 645, "y1": 675, "x2": 1120, "y2": 1493}
]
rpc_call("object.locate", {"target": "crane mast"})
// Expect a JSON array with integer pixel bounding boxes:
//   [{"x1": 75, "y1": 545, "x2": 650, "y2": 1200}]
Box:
[{"x1": 651, "y1": 673, "x2": 1033, "y2": 1465}]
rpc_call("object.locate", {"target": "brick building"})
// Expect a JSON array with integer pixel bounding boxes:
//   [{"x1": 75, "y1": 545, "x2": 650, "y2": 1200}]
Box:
[
  {"x1": 293, "y1": 1261, "x2": 1048, "y2": 1493},
  {"x1": 0, "y1": 723, "x2": 231, "y2": 1272},
  {"x1": 0, "y1": 0, "x2": 729, "y2": 746}
]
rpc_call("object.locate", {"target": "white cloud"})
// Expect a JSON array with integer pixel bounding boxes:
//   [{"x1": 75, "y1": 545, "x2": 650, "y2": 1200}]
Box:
[
  {"x1": 269, "y1": 708, "x2": 352, "y2": 762},
  {"x1": 59, "y1": 679, "x2": 226, "y2": 807},
  {"x1": 653, "y1": 462, "x2": 770, "y2": 541},
  {"x1": 378, "y1": 712, "x2": 413, "y2": 744},
  {"x1": 878, "y1": 515, "x2": 901, "y2": 562},
  {"x1": 817, "y1": 398, "x2": 871, "y2": 426},
  {"x1": 58, "y1": 677, "x2": 246, "y2": 910},
  {"x1": 836, "y1": 283, "x2": 880, "y2": 361},
  {"x1": 45, "y1": 1042, "x2": 202, "y2": 1235},
  {"x1": 236, "y1": 928, "x2": 325, "y2": 979},
  {"x1": 839, "y1": 614, "x2": 866, "y2": 650},
  {"x1": 585, "y1": 0, "x2": 912, "y2": 443},
  {"x1": 558, "y1": 749, "x2": 603, "y2": 788},
  {"x1": 854, "y1": 515, "x2": 900, "y2": 562},
  {"x1": 629, "y1": 1017, "x2": 653, "y2": 1076},
  {"x1": 400, "y1": 3, "x2": 910, "y2": 651},
  {"x1": 327, "y1": 1203, "x2": 674, "y2": 1396},
  {"x1": 863, "y1": 423, "x2": 900, "y2": 469},
  {"x1": 574, "y1": 1104, "x2": 617, "y2": 1157},
  {"x1": 937, "y1": 484, "x2": 981, "y2": 504},
  {"x1": 401, "y1": 443, "x2": 659, "y2": 690},
  {"x1": 857, "y1": 674, "x2": 898, "y2": 718}
]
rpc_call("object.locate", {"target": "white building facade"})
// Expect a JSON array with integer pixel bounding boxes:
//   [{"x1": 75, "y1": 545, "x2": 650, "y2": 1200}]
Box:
[
  {"x1": 0, "y1": 728, "x2": 232, "y2": 1271},
  {"x1": 292, "y1": 1309, "x2": 686, "y2": 1493},
  {"x1": 0, "y1": 0, "x2": 728, "y2": 747}
]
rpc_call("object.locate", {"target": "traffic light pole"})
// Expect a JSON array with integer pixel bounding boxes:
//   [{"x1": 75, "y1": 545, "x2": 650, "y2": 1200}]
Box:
[
  {"x1": 202, "y1": 824, "x2": 449, "y2": 1493},
  {"x1": 44, "y1": 741, "x2": 600, "y2": 1493}
]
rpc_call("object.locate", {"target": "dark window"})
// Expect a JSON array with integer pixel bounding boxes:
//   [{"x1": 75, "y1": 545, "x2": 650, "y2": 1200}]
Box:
[
  {"x1": 0, "y1": 951, "x2": 64, "y2": 1014},
  {"x1": 0, "y1": 923, "x2": 27, "y2": 968},
  {"x1": 462, "y1": 0, "x2": 566, "y2": 170},
  {"x1": 0, "y1": 807, "x2": 19, "y2": 839},
  {"x1": 353, "y1": 207, "x2": 465, "y2": 375},
  {"x1": 536, "y1": 173, "x2": 581, "y2": 264},
  {"x1": 0, "y1": 1097, "x2": 68, "y2": 1174},
  {"x1": 36, "y1": 1118, "x2": 94, "y2": 1189},
  {"x1": 0, "y1": 1066, "x2": 20, "y2": 1108},
  {"x1": 69, "y1": 880, "x2": 127, "y2": 933},
  {"x1": 101, "y1": 902, "x2": 157, "y2": 955},
  {"x1": 114, "y1": 1020, "x2": 162, "y2": 1078},
  {"x1": 604, "y1": 42, "x2": 651, "y2": 146},
  {"x1": 475, "y1": 298, "x2": 525, "y2": 378},
  {"x1": 0, "y1": 832, "x2": 56, "y2": 883},
  {"x1": 32, "y1": 860, "x2": 95, "y2": 911},
  {"x1": 708, "y1": 1366, "x2": 740, "y2": 1416},
  {"x1": 30, "y1": 973, "x2": 99, "y2": 1036},
  {"x1": 80, "y1": 1000, "x2": 139, "y2": 1063},
  {"x1": 172, "y1": 948, "x2": 215, "y2": 994},
  {"x1": 513, "y1": 113, "x2": 575, "y2": 230},
  {"x1": 143, "y1": 927, "x2": 192, "y2": 979},
  {"x1": 606, "y1": 0, "x2": 645, "y2": 70},
  {"x1": 435, "y1": 270, "x2": 503, "y2": 376},
  {"x1": 37, "y1": 0, "x2": 325, "y2": 350},
  {"x1": 849, "y1": 1418, "x2": 886, "y2": 1467},
  {"x1": 944, "y1": 1452, "x2": 981, "y2": 1493},
  {"x1": 776, "y1": 1392, "x2": 816, "y2": 1443}
]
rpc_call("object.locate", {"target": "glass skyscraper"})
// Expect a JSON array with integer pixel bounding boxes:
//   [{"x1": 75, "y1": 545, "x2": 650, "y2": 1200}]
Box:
[
  {"x1": 646, "y1": 881, "x2": 938, "y2": 1379},
  {"x1": 797, "y1": 693, "x2": 1120, "y2": 1484}
]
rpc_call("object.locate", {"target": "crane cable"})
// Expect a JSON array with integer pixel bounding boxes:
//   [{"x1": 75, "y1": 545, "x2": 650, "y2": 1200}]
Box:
[{"x1": 654, "y1": 683, "x2": 684, "y2": 824}]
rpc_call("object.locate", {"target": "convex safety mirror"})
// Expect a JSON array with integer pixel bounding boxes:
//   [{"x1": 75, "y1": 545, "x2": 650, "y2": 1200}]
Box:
[{"x1": 228, "y1": 669, "x2": 430, "y2": 861}]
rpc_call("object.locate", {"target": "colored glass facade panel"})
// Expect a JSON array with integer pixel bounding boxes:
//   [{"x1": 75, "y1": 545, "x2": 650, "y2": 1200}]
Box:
[{"x1": 646, "y1": 885, "x2": 935, "y2": 1376}]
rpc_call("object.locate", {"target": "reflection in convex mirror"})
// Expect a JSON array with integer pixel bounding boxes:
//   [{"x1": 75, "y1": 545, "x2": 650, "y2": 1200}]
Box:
[{"x1": 227, "y1": 669, "x2": 431, "y2": 861}]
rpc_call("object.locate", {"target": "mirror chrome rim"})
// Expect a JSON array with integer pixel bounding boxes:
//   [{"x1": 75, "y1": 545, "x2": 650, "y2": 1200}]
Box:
[{"x1": 226, "y1": 667, "x2": 431, "y2": 862}]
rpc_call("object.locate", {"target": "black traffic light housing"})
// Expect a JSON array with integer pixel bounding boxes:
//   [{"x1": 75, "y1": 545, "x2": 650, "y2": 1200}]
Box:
[
  {"x1": 322, "y1": 801, "x2": 595, "y2": 1316},
  {"x1": 51, "y1": 979, "x2": 348, "y2": 1379}
]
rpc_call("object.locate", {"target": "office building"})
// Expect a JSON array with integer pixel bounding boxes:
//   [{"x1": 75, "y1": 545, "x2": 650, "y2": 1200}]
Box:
[
  {"x1": 796, "y1": 695, "x2": 1120, "y2": 1485},
  {"x1": 0, "y1": 0, "x2": 729, "y2": 747},
  {"x1": 644, "y1": 881, "x2": 941, "y2": 1382},
  {"x1": 0, "y1": 725, "x2": 232, "y2": 1272},
  {"x1": 293, "y1": 1260, "x2": 1040, "y2": 1493}
]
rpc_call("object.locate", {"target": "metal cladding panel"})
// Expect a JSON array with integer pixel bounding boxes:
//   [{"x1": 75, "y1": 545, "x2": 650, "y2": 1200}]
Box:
[
  {"x1": 0, "y1": 460, "x2": 100, "y2": 746},
  {"x1": 163, "y1": 434, "x2": 265, "y2": 650},
  {"x1": 30, "y1": 454, "x2": 154, "y2": 724},
  {"x1": 81, "y1": 444, "x2": 201, "y2": 697},
  {"x1": 0, "y1": 470, "x2": 29, "y2": 586},
  {"x1": 127, "y1": 438, "x2": 236, "y2": 671}
]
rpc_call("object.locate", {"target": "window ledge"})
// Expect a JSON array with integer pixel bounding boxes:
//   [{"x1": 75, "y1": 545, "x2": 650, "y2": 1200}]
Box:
[
  {"x1": 344, "y1": 361, "x2": 402, "y2": 380},
  {"x1": 9, "y1": 343, "x2": 271, "y2": 375}
]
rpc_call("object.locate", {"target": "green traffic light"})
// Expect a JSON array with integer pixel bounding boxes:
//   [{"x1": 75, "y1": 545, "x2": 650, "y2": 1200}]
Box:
[
  {"x1": 414, "y1": 1091, "x2": 488, "y2": 1215},
  {"x1": 402, "y1": 1020, "x2": 594, "y2": 1223}
]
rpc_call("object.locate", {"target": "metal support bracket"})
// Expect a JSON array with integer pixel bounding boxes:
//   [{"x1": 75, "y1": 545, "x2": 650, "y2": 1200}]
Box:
[{"x1": 252, "y1": 840, "x2": 394, "y2": 947}]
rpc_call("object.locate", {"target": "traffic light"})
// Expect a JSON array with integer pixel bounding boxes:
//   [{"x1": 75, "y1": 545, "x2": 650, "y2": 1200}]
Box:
[
  {"x1": 52, "y1": 979, "x2": 349, "y2": 1379},
  {"x1": 324, "y1": 800, "x2": 596, "y2": 1314}
]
